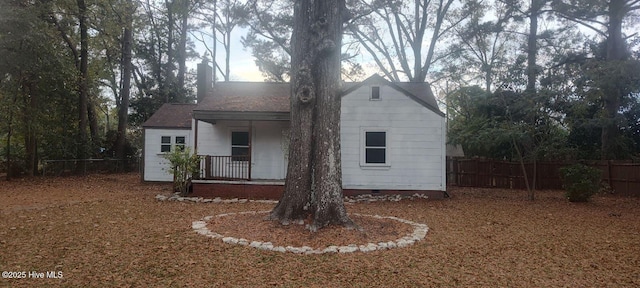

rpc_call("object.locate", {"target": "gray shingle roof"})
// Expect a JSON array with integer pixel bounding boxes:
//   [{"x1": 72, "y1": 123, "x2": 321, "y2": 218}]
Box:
[
  {"x1": 142, "y1": 103, "x2": 196, "y2": 128},
  {"x1": 146, "y1": 74, "x2": 444, "y2": 128}
]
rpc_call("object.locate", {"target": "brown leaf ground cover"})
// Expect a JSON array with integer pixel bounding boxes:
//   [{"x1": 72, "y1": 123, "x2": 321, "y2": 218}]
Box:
[{"x1": 1, "y1": 173, "x2": 639, "y2": 287}]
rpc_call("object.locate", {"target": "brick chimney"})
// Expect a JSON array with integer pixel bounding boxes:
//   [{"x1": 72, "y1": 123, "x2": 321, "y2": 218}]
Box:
[{"x1": 197, "y1": 59, "x2": 212, "y2": 103}]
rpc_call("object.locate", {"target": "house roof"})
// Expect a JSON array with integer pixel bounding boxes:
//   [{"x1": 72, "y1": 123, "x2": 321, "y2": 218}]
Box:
[
  {"x1": 193, "y1": 74, "x2": 443, "y2": 122},
  {"x1": 195, "y1": 82, "x2": 290, "y2": 113},
  {"x1": 193, "y1": 82, "x2": 290, "y2": 122},
  {"x1": 142, "y1": 103, "x2": 196, "y2": 129}
]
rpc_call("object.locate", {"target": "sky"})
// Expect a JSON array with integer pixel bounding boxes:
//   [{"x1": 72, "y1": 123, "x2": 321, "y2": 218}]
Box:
[{"x1": 189, "y1": 27, "x2": 265, "y2": 82}]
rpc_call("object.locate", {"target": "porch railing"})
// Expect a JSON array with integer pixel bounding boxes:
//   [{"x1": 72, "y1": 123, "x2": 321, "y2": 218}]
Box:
[{"x1": 200, "y1": 155, "x2": 250, "y2": 181}]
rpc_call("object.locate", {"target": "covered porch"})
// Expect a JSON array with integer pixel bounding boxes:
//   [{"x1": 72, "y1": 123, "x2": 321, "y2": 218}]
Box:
[{"x1": 193, "y1": 105, "x2": 290, "y2": 182}]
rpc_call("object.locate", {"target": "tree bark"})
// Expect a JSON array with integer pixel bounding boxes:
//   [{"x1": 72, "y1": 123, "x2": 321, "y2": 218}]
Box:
[
  {"x1": 308, "y1": 0, "x2": 353, "y2": 231},
  {"x1": 177, "y1": 0, "x2": 189, "y2": 88},
  {"x1": 165, "y1": 0, "x2": 176, "y2": 103},
  {"x1": 76, "y1": 0, "x2": 90, "y2": 167},
  {"x1": 601, "y1": 0, "x2": 627, "y2": 159},
  {"x1": 268, "y1": 0, "x2": 315, "y2": 225},
  {"x1": 115, "y1": 0, "x2": 134, "y2": 159},
  {"x1": 526, "y1": 0, "x2": 539, "y2": 95},
  {"x1": 269, "y1": 0, "x2": 354, "y2": 230},
  {"x1": 88, "y1": 98, "x2": 99, "y2": 153}
]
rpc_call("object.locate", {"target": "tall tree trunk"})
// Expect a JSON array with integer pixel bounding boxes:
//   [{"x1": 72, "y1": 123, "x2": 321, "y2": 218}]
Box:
[
  {"x1": 116, "y1": 0, "x2": 134, "y2": 159},
  {"x1": 268, "y1": 0, "x2": 315, "y2": 225},
  {"x1": 601, "y1": 0, "x2": 627, "y2": 160},
  {"x1": 6, "y1": 92, "x2": 18, "y2": 180},
  {"x1": 309, "y1": 0, "x2": 352, "y2": 231},
  {"x1": 526, "y1": 0, "x2": 539, "y2": 95},
  {"x1": 524, "y1": 0, "x2": 540, "y2": 200},
  {"x1": 165, "y1": 0, "x2": 176, "y2": 103},
  {"x1": 88, "y1": 98, "x2": 99, "y2": 154},
  {"x1": 76, "y1": 0, "x2": 90, "y2": 167},
  {"x1": 177, "y1": 0, "x2": 189, "y2": 88},
  {"x1": 269, "y1": 0, "x2": 354, "y2": 230},
  {"x1": 224, "y1": 24, "x2": 231, "y2": 81},
  {"x1": 24, "y1": 81, "x2": 38, "y2": 176},
  {"x1": 212, "y1": 0, "x2": 217, "y2": 83}
]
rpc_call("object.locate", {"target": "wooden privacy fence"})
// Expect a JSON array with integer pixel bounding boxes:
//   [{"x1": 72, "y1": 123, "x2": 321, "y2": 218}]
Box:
[{"x1": 447, "y1": 158, "x2": 640, "y2": 197}]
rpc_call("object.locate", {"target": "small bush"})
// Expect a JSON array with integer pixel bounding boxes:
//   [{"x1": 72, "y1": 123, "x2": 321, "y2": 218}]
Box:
[
  {"x1": 162, "y1": 147, "x2": 201, "y2": 196},
  {"x1": 560, "y1": 163, "x2": 601, "y2": 202}
]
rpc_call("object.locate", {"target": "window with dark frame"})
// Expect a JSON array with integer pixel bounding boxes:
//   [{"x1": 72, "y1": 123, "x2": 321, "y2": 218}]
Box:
[
  {"x1": 231, "y1": 131, "x2": 249, "y2": 161},
  {"x1": 175, "y1": 136, "x2": 186, "y2": 151},
  {"x1": 371, "y1": 86, "x2": 380, "y2": 100},
  {"x1": 365, "y1": 131, "x2": 386, "y2": 164},
  {"x1": 161, "y1": 136, "x2": 171, "y2": 152}
]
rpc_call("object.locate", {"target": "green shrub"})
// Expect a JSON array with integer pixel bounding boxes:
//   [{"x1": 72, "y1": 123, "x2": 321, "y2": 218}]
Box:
[
  {"x1": 559, "y1": 163, "x2": 601, "y2": 202},
  {"x1": 162, "y1": 147, "x2": 201, "y2": 196}
]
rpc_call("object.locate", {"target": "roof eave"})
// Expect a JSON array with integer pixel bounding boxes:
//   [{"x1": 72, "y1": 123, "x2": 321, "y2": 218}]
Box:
[
  {"x1": 193, "y1": 110, "x2": 290, "y2": 122},
  {"x1": 142, "y1": 126, "x2": 192, "y2": 129}
]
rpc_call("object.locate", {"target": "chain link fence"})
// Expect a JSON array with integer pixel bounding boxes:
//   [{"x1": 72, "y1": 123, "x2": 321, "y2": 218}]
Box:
[{"x1": 41, "y1": 158, "x2": 140, "y2": 176}]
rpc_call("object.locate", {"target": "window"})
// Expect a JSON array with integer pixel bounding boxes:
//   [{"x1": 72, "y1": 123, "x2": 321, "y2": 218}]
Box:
[
  {"x1": 365, "y1": 131, "x2": 386, "y2": 164},
  {"x1": 161, "y1": 136, "x2": 186, "y2": 152},
  {"x1": 371, "y1": 86, "x2": 380, "y2": 100},
  {"x1": 161, "y1": 136, "x2": 171, "y2": 152},
  {"x1": 175, "y1": 136, "x2": 186, "y2": 151},
  {"x1": 231, "y1": 131, "x2": 249, "y2": 161}
]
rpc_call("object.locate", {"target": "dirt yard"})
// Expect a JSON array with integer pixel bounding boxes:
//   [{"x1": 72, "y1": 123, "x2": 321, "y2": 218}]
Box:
[{"x1": 1, "y1": 173, "x2": 639, "y2": 287}]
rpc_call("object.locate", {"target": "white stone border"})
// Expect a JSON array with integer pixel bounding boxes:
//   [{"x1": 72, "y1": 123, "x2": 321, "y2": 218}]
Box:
[
  {"x1": 158, "y1": 193, "x2": 429, "y2": 204},
  {"x1": 192, "y1": 211, "x2": 429, "y2": 254}
]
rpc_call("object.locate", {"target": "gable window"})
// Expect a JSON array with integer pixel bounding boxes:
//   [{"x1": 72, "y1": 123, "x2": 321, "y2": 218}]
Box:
[
  {"x1": 161, "y1": 136, "x2": 172, "y2": 152},
  {"x1": 231, "y1": 131, "x2": 249, "y2": 161},
  {"x1": 364, "y1": 131, "x2": 386, "y2": 164},
  {"x1": 371, "y1": 86, "x2": 381, "y2": 100}
]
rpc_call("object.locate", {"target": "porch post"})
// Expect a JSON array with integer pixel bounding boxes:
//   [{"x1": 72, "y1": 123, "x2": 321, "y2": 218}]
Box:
[
  {"x1": 248, "y1": 121, "x2": 252, "y2": 180},
  {"x1": 205, "y1": 155, "x2": 211, "y2": 179}
]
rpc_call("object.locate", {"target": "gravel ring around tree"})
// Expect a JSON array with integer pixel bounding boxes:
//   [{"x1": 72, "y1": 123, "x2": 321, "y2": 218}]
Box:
[{"x1": 192, "y1": 211, "x2": 429, "y2": 254}]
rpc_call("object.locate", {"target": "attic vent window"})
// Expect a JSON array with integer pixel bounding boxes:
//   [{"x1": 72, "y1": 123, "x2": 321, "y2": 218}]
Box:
[{"x1": 371, "y1": 86, "x2": 380, "y2": 100}]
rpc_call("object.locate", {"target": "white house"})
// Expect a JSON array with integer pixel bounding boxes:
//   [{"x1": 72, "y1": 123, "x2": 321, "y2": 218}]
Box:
[
  {"x1": 142, "y1": 65, "x2": 447, "y2": 199},
  {"x1": 141, "y1": 103, "x2": 196, "y2": 181}
]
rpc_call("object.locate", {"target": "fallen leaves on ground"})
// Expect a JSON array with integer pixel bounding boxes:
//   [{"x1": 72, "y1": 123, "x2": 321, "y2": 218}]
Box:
[{"x1": 1, "y1": 173, "x2": 639, "y2": 287}]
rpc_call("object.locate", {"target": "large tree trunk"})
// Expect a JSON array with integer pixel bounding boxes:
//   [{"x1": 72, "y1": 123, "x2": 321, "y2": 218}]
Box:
[
  {"x1": 524, "y1": 0, "x2": 540, "y2": 201},
  {"x1": 76, "y1": 0, "x2": 90, "y2": 168},
  {"x1": 165, "y1": 0, "x2": 176, "y2": 103},
  {"x1": 268, "y1": 0, "x2": 315, "y2": 225},
  {"x1": 177, "y1": 0, "x2": 189, "y2": 88},
  {"x1": 115, "y1": 0, "x2": 134, "y2": 159},
  {"x1": 309, "y1": 0, "x2": 352, "y2": 231},
  {"x1": 269, "y1": 0, "x2": 354, "y2": 230},
  {"x1": 601, "y1": 0, "x2": 627, "y2": 160}
]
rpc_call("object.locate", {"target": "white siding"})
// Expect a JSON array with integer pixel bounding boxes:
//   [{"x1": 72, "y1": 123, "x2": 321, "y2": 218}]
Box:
[
  {"x1": 196, "y1": 120, "x2": 289, "y2": 180},
  {"x1": 143, "y1": 128, "x2": 192, "y2": 181},
  {"x1": 156, "y1": 83, "x2": 447, "y2": 190},
  {"x1": 340, "y1": 85, "x2": 446, "y2": 191}
]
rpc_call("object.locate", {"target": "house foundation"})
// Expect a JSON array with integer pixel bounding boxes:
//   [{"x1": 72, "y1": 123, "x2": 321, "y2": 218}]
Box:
[{"x1": 191, "y1": 181, "x2": 446, "y2": 200}]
